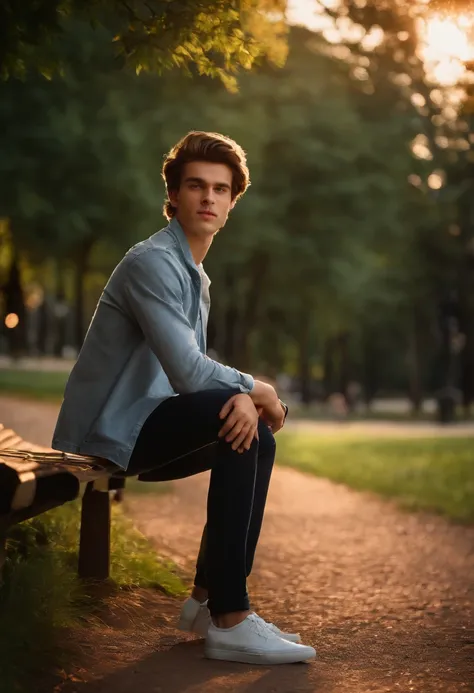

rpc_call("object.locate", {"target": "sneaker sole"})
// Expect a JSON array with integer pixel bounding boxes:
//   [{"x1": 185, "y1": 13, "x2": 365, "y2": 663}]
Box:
[
  {"x1": 277, "y1": 634, "x2": 302, "y2": 644},
  {"x1": 205, "y1": 646, "x2": 316, "y2": 665}
]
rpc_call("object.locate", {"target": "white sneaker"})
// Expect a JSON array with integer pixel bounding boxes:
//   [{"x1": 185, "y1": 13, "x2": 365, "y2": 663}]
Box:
[
  {"x1": 205, "y1": 613, "x2": 316, "y2": 665},
  {"x1": 177, "y1": 597, "x2": 211, "y2": 637},
  {"x1": 177, "y1": 597, "x2": 302, "y2": 643}
]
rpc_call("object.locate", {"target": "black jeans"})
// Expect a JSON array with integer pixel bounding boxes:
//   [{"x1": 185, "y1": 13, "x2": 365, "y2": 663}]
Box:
[{"x1": 126, "y1": 389, "x2": 276, "y2": 615}]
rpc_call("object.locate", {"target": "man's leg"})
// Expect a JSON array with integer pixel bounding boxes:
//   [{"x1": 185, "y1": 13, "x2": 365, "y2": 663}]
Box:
[
  {"x1": 130, "y1": 392, "x2": 316, "y2": 663},
  {"x1": 127, "y1": 389, "x2": 260, "y2": 618},
  {"x1": 193, "y1": 419, "x2": 276, "y2": 597}
]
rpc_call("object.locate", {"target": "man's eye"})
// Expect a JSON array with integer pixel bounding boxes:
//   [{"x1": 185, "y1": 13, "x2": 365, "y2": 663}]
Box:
[
  {"x1": 215, "y1": 187, "x2": 226, "y2": 193},
  {"x1": 189, "y1": 183, "x2": 200, "y2": 189}
]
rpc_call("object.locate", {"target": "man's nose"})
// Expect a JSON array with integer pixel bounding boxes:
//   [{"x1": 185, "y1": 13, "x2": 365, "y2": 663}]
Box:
[{"x1": 201, "y1": 187, "x2": 215, "y2": 204}]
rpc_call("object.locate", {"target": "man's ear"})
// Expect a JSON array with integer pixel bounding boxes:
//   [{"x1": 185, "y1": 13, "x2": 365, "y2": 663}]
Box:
[
  {"x1": 168, "y1": 189, "x2": 179, "y2": 208},
  {"x1": 230, "y1": 198, "x2": 237, "y2": 210}
]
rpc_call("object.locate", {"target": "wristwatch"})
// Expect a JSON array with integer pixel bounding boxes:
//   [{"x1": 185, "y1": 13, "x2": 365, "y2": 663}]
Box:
[{"x1": 279, "y1": 400, "x2": 289, "y2": 421}]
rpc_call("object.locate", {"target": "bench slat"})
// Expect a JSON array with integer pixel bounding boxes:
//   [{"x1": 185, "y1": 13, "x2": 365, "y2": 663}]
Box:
[
  {"x1": 0, "y1": 426, "x2": 122, "y2": 581},
  {"x1": 0, "y1": 448, "x2": 116, "y2": 516}
]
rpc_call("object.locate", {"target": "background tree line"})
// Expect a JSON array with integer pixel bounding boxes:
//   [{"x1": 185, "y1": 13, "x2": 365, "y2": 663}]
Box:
[{"x1": 0, "y1": 0, "x2": 473, "y2": 415}]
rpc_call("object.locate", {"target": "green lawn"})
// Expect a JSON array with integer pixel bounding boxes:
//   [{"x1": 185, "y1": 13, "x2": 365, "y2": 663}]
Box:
[
  {"x1": 1, "y1": 368, "x2": 472, "y2": 522},
  {"x1": 125, "y1": 478, "x2": 172, "y2": 494},
  {"x1": 290, "y1": 402, "x2": 474, "y2": 422},
  {"x1": 0, "y1": 369, "x2": 69, "y2": 401},
  {"x1": 2, "y1": 369, "x2": 472, "y2": 422},
  {"x1": 276, "y1": 433, "x2": 474, "y2": 523}
]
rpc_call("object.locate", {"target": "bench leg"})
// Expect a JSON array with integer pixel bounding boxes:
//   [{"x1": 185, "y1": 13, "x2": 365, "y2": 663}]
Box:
[
  {"x1": 0, "y1": 532, "x2": 6, "y2": 584},
  {"x1": 78, "y1": 482, "x2": 110, "y2": 580}
]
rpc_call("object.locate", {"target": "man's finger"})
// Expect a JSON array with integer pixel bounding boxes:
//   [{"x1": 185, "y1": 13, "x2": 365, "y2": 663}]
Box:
[
  {"x1": 243, "y1": 426, "x2": 256, "y2": 450},
  {"x1": 271, "y1": 416, "x2": 285, "y2": 434},
  {"x1": 232, "y1": 424, "x2": 251, "y2": 451},
  {"x1": 218, "y1": 410, "x2": 238, "y2": 437},
  {"x1": 219, "y1": 395, "x2": 237, "y2": 420},
  {"x1": 227, "y1": 420, "x2": 245, "y2": 444},
  {"x1": 224, "y1": 420, "x2": 245, "y2": 444},
  {"x1": 239, "y1": 424, "x2": 258, "y2": 452}
]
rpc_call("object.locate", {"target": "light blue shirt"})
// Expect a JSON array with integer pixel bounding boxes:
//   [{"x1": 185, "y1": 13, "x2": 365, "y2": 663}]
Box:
[{"x1": 52, "y1": 218, "x2": 254, "y2": 469}]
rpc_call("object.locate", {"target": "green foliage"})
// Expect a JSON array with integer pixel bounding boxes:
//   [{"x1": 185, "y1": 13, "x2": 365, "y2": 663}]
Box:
[
  {"x1": 110, "y1": 505, "x2": 186, "y2": 591},
  {"x1": 1, "y1": 0, "x2": 288, "y2": 89},
  {"x1": 1, "y1": 1, "x2": 473, "y2": 403},
  {"x1": 0, "y1": 500, "x2": 185, "y2": 693},
  {"x1": 276, "y1": 433, "x2": 474, "y2": 523}
]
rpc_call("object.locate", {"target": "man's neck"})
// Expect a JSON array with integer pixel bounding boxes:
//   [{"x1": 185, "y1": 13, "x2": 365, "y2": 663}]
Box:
[{"x1": 177, "y1": 218, "x2": 215, "y2": 265}]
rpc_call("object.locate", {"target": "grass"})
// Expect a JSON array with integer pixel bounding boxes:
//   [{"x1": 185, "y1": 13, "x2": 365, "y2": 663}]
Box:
[
  {"x1": 124, "y1": 478, "x2": 172, "y2": 495},
  {"x1": 0, "y1": 369, "x2": 68, "y2": 401},
  {"x1": 0, "y1": 501, "x2": 185, "y2": 693},
  {"x1": 276, "y1": 432, "x2": 474, "y2": 523},
  {"x1": 290, "y1": 402, "x2": 474, "y2": 422},
  {"x1": 2, "y1": 369, "x2": 472, "y2": 423}
]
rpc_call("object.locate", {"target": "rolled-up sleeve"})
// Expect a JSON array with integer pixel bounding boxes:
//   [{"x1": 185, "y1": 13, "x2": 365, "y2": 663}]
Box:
[{"x1": 124, "y1": 249, "x2": 254, "y2": 395}]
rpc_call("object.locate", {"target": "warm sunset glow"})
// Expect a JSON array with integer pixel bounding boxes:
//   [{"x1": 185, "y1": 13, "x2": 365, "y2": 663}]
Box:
[
  {"x1": 420, "y1": 14, "x2": 474, "y2": 85},
  {"x1": 288, "y1": 2, "x2": 474, "y2": 85}
]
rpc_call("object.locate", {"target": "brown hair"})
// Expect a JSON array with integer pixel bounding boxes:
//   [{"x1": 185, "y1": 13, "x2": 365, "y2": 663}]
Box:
[{"x1": 162, "y1": 131, "x2": 250, "y2": 219}]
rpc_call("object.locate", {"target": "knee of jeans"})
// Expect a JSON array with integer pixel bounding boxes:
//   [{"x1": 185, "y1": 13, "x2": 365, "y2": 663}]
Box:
[
  {"x1": 257, "y1": 420, "x2": 276, "y2": 456},
  {"x1": 220, "y1": 434, "x2": 259, "y2": 455},
  {"x1": 200, "y1": 388, "x2": 244, "y2": 426}
]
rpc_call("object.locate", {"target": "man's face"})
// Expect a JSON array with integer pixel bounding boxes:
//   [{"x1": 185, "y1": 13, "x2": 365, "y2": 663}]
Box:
[{"x1": 169, "y1": 161, "x2": 235, "y2": 238}]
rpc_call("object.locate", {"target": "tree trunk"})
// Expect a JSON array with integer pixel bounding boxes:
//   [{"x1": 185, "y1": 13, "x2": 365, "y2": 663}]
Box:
[
  {"x1": 323, "y1": 337, "x2": 335, "y2": 400},
  {"x1": 2, "y1": 247, "x2": 27, "y2": 357},
  {"x1": 461, "y1": 338, "x2": 474, "y2": 417},
  {"x1": 458, "y1": 260, "x2": 474, "y2": 417},
  {"x1": 220, "y1": 270, "x2": 239, "y2": 364},
  {"x1": 73, "y1": 237, "x2": 94, "y2": 351},
  {"x1": 298, "y1": 314, "x2": 311, "y2": 405},
  {"x1": 37, "y1": 299, "x2": 49, "y2": 355},
  {"x1": 408, "y1": 307, "x2": 423, "y2": 414},
  {"x1": 362, "y1": 327, "x2": 378, "y2": 409},
  {"x1": 54, "y1": 259, "x2": 68, "y2": 357},
  {"x1": 236, "y1": 251, "x2": 269, "y2": 371},
  {"x1": 337, "y1": 331, "x2": 351, "y2": 408}
]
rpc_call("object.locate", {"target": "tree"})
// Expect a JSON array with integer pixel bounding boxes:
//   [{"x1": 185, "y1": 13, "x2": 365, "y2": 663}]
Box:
[
  {"x1": 1, "y1": 0, "x2": 287, "y2": 89},
  {"x1": 0, "y1": 20, "x2": 166, "y2": 347}
]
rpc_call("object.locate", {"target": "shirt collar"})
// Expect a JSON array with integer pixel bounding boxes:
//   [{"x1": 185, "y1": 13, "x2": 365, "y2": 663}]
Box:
[{"x1": 168, "y1": 217, "x2": 202, "y2": 274}]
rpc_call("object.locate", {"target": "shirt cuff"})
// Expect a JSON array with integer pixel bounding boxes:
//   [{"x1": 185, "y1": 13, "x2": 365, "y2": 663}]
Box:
[{"x1": 240, "y1": 372, "x2": 255, "y2": 393}]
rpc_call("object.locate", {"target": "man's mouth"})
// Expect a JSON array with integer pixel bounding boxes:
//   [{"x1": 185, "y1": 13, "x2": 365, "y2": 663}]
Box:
[{"x1": 198, "y1": 211, "x2": 217, "y2": 218}]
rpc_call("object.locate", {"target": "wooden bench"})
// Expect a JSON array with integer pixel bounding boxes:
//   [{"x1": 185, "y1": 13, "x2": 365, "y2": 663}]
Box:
[{"x1": 0, "y1": 424, "x2": 126, "y2": 581}]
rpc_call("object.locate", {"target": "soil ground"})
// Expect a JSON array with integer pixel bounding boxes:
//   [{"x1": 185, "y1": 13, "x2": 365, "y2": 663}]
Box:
[{"x1": 1, "y1": 395, "x2": 473, "y2": 693}]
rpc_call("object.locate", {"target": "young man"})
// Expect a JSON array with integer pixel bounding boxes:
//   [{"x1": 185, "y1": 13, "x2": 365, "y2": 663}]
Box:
[{"x1": 52, "y1": 131, "x2": 316, "y2": 665}]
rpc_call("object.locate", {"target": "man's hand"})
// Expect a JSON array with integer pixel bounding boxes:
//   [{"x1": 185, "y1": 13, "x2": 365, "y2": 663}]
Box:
[
  {"x1": 218, "y1": 394, "x2": 259, "y2": 453},
  {"x1": 259, "y1": 399, "x2": 286, "y2": 434},
  {"x1": 249, "y1": 380, "x2": 286, "y2": 434}
]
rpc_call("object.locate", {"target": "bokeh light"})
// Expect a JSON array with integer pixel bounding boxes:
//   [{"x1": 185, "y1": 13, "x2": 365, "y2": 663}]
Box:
[{"x1": 4, "y1": 313, "x2": 19, "y2": 329}]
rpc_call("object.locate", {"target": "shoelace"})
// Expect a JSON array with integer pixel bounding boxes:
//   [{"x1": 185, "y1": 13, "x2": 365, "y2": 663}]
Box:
[
  {"x1": 266, "y1": 622, "x2": 281, "y2": 634},
  {"x1": 248, "y1": 614, "x2": 275, "y2": 641},
  {"x1": 201, "y1": 605, "x2": 283, "y2": 639}
]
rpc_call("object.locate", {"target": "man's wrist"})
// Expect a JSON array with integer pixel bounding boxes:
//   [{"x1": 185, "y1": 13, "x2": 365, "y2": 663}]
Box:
[{"x1": 249, "y1": 380, "x2": 277, "y2": 407}]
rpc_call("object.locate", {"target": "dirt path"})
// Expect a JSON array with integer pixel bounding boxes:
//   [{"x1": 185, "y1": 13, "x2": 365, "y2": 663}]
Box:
[{"x1": 1, "y1": 396, "x2": 473, "y2": 692}]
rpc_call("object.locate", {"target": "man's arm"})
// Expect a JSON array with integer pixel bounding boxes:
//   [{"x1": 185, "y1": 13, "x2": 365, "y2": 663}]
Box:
[{"x1": 124, "y1": 249, "x2": 254, "y2": 395}]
